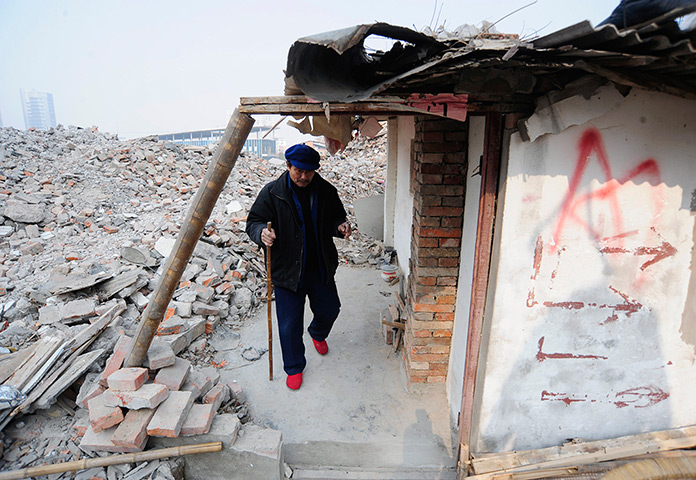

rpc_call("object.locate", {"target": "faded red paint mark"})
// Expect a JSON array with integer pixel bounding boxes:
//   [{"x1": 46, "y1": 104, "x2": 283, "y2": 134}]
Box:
[
  {"x1": 600, "y1": 240, "x2": 677, "y2": 271},
  {"x1": 531, "y1": 236, "x2": 543, "y2": 280},
  {"x1": 536, "y1": 336, "x2": 608, "y2": 362},
  {"x1": 543, "y1": 301, "x2": 585, "y2": 309},
  {"x1": 614, "y1": 385, "x2": 669, "y2": 408},
  {"x1": 541, "y1": 390, "x2": 586, "y2": 405},
  {"x1": 602, "y1": 230, "x2": 639, "y2": 243},
  {"x1": 527, "y1": 288, "x2": 538, "y2": 308},
  {"x1": 605, "y1": 285, "x2": 642, "y2": 318},
  {"x1": 542, "y1": 386, "x2": 669, "y2": 408},
  {"x1": 550, "y1": 246, "x2": 566, "y2": 281},
  {"x1": 533, "y1": 285, "x2": 643, "y2": 324},
  {"x1": 551, "y1": 128, "x2": 663, "y2": 253}
]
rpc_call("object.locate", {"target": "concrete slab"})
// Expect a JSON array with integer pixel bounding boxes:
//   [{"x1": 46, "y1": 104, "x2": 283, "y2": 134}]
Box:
[
  {"x1": 150, "y1": 414, "x2": 285, "y2": 480},
  {"x1": 216, "y1": 265, "x2": 456, "y2": 472}
]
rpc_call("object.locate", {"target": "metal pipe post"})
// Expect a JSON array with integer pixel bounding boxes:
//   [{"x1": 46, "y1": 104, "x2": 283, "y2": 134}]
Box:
[{"x1": 124, "y1": 109, "x2": 255, "y2": 368}]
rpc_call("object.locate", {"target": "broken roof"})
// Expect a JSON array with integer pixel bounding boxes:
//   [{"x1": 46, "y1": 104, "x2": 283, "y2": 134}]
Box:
[{"x1": 283, "y1": 5, "x2": 696, "y2": 107}]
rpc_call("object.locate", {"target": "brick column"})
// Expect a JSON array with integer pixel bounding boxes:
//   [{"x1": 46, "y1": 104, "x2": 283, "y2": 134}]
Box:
[{"x1": 404, "y1": 115, "x2": 467, "y2": 384}]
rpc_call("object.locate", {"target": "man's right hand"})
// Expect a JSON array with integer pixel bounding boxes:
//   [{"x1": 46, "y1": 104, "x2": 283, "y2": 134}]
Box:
[{"x1": 261, "y1": 227, "x2": 276, "y2": 247}]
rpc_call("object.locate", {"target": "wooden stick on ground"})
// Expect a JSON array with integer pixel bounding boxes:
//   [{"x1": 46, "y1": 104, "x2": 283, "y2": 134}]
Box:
[
  {"x1": 266, "y1": 221, "x2": 273, "y2": 381},
  {"x1": 0, "y1": 442, "x2": 223, "y2": 480}
]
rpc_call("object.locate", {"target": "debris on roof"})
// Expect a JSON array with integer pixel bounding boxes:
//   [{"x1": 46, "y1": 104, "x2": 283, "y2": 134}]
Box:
[{"x1": 284, "y1": 5, "x2": 696, "y2": 110}]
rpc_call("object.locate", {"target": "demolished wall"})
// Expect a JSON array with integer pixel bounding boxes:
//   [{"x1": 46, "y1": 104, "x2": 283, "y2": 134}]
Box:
[{"x1": 0, "y1": 124, "x2": 388, "y2": 478}]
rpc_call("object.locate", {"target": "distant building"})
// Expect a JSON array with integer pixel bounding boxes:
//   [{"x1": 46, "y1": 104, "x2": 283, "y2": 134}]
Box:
[
  {"x1": 158, "y1": 126, "x2": 277, "y2": 158},
  {"x1": 20, "y1": 88, "x2": 57, "y2": 130}
]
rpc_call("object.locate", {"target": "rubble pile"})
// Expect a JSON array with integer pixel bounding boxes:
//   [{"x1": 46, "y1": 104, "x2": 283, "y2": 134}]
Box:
[{"x1": 0, "y1": 124, "x2": 387, "y2": 478}]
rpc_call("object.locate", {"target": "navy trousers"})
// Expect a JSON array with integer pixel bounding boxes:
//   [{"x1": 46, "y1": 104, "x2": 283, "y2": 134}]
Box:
[{"x1": 274, "y1": 270, "x2": 341, "y2": 375}]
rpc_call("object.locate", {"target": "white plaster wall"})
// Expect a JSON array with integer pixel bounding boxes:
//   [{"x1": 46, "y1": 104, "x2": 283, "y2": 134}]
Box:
[
  {"x1": 383, "y1": 118, "x2": 398, "y2": 247},
  {"x1": 472, "y1": 89, "x2": 696, "y2": 453},
  {"x1": 448, "y1": 116, "x2": 485, "y2": 425},
  {"x1": 393, "y1": 117, "x2": 415, "y2": 274}
]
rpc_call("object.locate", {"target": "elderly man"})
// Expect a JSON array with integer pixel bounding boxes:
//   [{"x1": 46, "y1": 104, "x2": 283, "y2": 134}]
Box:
[{"x1": 246, "y1": 144, "x2": 351, "y2": 390}]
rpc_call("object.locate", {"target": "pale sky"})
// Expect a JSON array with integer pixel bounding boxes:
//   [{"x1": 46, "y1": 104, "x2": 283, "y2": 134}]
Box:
[{"x1": 0, "y1": 0, "x2": 611, "y2": 140}]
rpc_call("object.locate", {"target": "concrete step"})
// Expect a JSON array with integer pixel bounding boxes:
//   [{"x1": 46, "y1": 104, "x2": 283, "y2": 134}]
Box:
[
  {"x1": 285, "y1": 440, "x2": 457, "y2": 480},
  {"x1": 290, "y1": 466, "x2": 457, "y2": 480},
  {"x1": 285, "y1": 440, "x2": 456, "y2": 471}
]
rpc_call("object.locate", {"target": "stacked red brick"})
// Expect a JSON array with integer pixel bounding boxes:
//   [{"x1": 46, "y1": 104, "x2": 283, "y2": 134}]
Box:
[
  {"x1": 79, "y1": 352, "x2": 231, "y2": 452},
  {"x1": 405, "y1": 116, "x2": 466, "y2": 384}
]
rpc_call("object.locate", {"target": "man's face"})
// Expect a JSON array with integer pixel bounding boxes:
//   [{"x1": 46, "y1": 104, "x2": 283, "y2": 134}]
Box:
[{"x1": 287, "y1": 162, "x2": 315, "y2": 188}]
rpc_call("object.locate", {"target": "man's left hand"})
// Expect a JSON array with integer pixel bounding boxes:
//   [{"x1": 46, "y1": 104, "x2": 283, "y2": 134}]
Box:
[{"x1": 338, "y1": 221, "x2": 351, "y2": 239}]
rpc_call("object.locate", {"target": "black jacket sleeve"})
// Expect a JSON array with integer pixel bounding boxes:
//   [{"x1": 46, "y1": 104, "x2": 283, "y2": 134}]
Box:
[{"x1": 245, "y1": 181, "x2": 276, "y2": 249}]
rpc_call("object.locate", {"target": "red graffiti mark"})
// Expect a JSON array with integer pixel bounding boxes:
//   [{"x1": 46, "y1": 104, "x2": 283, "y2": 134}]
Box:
[
  {"x1": 551, "y1": 128, "x2": 662, "y2": 253},
  {"x1": 541, "y1": 390, "x2": 586, "y2": 405},
  {"x1": 536, "y1": 336, "x2": 608, "y2": 362},
  {"x1": 543, "y1": 301, "x2": 585, "y2": 309},
  {"x1": 531, "y1": 236, "x2": 544, "y2": 280},
  {"x1": 603, "y1": 285, "x2": 642, "y2": 321},
  {"x1": 534, "y1": 285, "x2": 643, "y2": 324},
  {"x1": 614, "y1": 386, "x2": 670, "y2": 408},
  {"x1": 541, "y1": 386, "x2": 669, "y2": 408},
  {"x1": 600, "y1": 241, "x2": 677, "y2": 271},
  {"x1": 527, "y1": 288, "x2": 538, "y2": 308},
  {"x1": 602, "y1": 230, "x2": 639, "y2": 243}
]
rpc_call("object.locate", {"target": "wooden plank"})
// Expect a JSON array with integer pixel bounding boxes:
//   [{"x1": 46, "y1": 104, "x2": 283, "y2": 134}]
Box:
[
  {"x1": 0, "y1": 346, "x2": 36, "y2": 385},
  {"x1": 66, "y1": 302, "x2": 123, "y2": 352},
  {"x1": 381, "y1": 319, "x2": 406, "y2": 330},
  {"x1": 457, "y1": 112, "x2": 503, "y2": 478},
  {"x1": 34, "y1": 349, "x2": 104, "y2": 410},
  {"x1": 3, "y1": 332, "x2": 66, "y2": 391},
  {"x1": 98, "y1": 269, "x2": 145, "y2": 300},
  {"x1": 471, "y1": 425, "x2": 696, "y2": 476},
  {"x1": 238, "y1": 95, "x2": 533, "y2": 116}
]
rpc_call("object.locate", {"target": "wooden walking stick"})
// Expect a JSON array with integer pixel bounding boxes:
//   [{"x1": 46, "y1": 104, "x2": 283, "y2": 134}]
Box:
[{"x1": 266, "y1": 221, "x2": 273, "y2": 381}]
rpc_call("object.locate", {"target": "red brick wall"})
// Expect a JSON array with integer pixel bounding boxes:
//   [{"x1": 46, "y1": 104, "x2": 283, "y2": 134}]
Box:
[{"x1": 404, "y1": 115, "x2": 468, "y2": 384}]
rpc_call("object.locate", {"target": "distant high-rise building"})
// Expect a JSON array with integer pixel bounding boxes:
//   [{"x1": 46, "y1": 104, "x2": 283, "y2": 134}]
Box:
[{"x1": 20, "y1": 88, "x2": 56, "y2": 130}]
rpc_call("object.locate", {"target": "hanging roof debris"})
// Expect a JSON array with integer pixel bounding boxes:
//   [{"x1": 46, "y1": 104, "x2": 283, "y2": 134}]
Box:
[{"x1": 265, "y1": 4, "x2": 696, "y2": 119}]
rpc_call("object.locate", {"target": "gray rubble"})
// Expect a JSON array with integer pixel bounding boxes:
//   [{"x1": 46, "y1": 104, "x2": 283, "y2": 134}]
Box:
[{"x1": 0, "y1": 124, "x2": 387, "y2": 478}]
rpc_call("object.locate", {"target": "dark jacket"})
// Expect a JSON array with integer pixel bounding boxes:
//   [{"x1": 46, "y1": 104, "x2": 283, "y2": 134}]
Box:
[{"x1": 246, "y1": 170, "x2": 347, "y2": 292}]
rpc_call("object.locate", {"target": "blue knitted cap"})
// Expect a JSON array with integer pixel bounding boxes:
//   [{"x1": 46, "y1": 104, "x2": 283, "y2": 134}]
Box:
[{"x1": 285, "y1": 144, "x2": 320, "y2": 171}]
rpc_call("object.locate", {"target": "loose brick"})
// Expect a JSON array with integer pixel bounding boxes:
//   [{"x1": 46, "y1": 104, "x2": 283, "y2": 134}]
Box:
[
  {"x1": 76, "y1": 373, "x2": 106, "y2": 409},
  {"x1": 162, "y1": 331, "x2": 189, "y2": 355},
  {"x1": 228, "y1": 381, "x2": 245, "y2": 403},
  {"x1": 111, "y1": 408, "x2": 156, "y2": 450},
  {"x1": 88, "y1": 394, "x2": 124, "y2": 433},
  {"x1": 103, "y1": 383, "x2": 169, "y2": 410},
  {"x1": 73, "y1": 412, "x2": 90, "y2": 437},
  {"x1": 184, "y1": 316, "x2": 207, "y2": 344},
  {"x1": 203, "y1": 383, "x2": 230, "y2": 411},
  {"x1": 146, "y1": 338, "x2": 176, "y2": 369},
  {"x1": 98, "y1": 335, "x2": 132, "y2": 387},
  {"x1": 192, "y1": 301, "x2": 219, "y2": 316},
  {"x1": 107, "y1": 367, "x2": 148, "y2": 392},
  {"x1": 156, "y1": 315, "x2": 186, "y2": 335},
  {"x1": 155, "y1": 357, "x2": 191, "y2": 391},
  {"x1": 80, "y1": 425, "x2": 145, "y2": 453},
  {"x1": 181, "y1": 368, "x2": 212, "y2": 400},
  {"x1": 180, "y1": 403, "x2": 215, "y2": 436},
  {"x1": 147, "y1": 391, "x2": 194, "y2": 438}
]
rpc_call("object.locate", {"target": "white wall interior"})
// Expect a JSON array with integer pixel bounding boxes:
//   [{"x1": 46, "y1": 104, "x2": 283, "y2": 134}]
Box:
[
  {"x1": 448, "y1": 116, "x2": 485, "y2": 425},
  {"x1": 383, "y1": 118, "x2": 398, "y2": 247},
  {"x1": 472, "y1": 89, "x2": 696, "y2": 453},
  {"x1": 393, "y1": 117, "x2": 415, "y2": 275}
]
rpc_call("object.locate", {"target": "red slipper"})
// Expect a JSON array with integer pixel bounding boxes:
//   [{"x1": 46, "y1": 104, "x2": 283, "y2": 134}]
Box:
[
  {"x1": 312, "y1": 338, "x2": 329, "y2": 355},
  {"x1": 286, "y1": 373, "x2": 302, "y2": 390}
]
